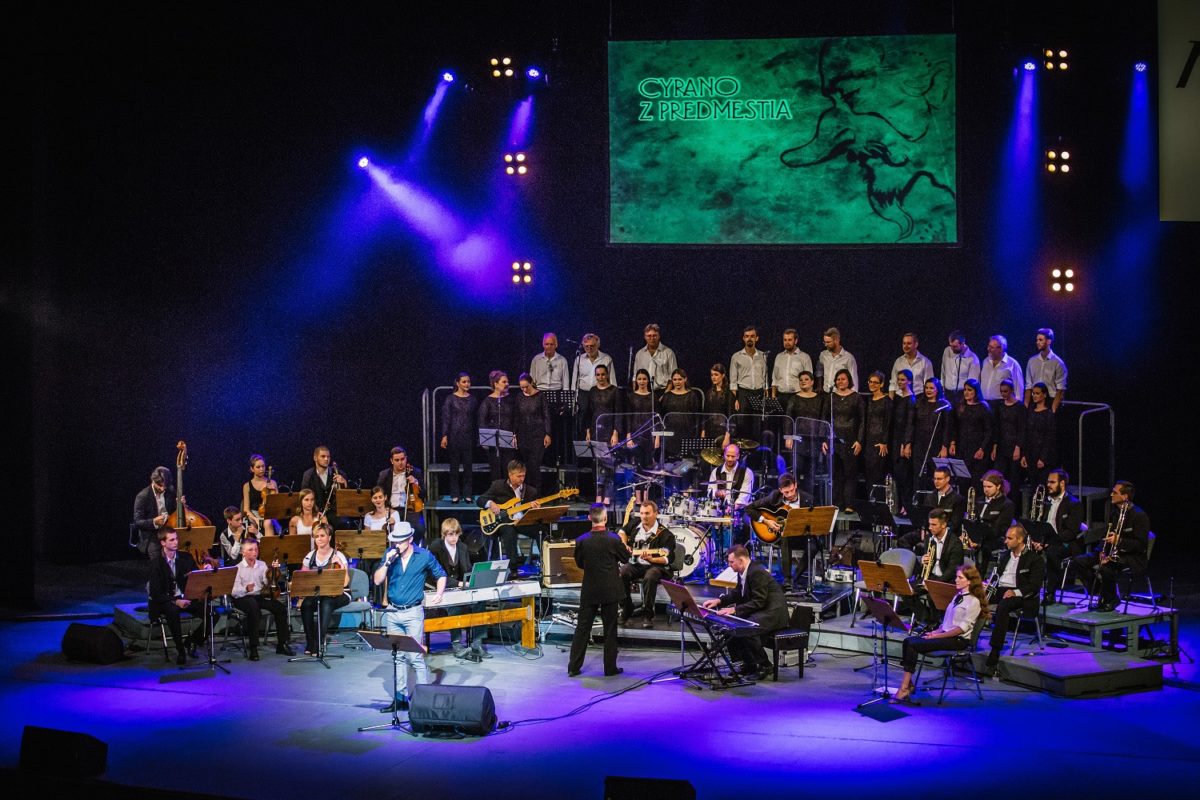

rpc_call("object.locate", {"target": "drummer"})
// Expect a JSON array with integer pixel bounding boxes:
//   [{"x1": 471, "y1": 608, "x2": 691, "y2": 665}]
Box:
[
  {"x1": 708, "y1": 443, "x2": 755, "y2": 544},
  {"x1": 746, "y1": 472, "x2": 814, "y2": 589}
]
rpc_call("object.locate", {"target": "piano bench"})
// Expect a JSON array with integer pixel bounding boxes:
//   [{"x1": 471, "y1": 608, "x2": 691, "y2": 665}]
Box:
[{"x1": 767, "y1": 629, "x2": 809, "y2": 681}]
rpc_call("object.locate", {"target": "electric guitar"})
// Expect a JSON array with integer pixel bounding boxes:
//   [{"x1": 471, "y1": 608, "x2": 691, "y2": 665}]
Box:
[{"x1": 479, "y1": 488, "x2": 579, "y2": 536}]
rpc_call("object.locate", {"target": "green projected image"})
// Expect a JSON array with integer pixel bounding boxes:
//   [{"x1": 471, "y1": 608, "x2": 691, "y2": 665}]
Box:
[{"x1": 608, "y1": 35, "x2": 957, "y2": 245}]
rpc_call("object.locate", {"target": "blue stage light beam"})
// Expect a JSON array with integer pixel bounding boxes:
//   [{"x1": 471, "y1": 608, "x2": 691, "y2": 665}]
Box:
[{"x1": 993, "y1": 65, "x2": 1041, "y2": 295}]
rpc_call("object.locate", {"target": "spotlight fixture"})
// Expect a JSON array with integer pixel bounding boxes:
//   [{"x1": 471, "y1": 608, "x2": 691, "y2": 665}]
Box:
[
  {"x1": 504, "y1": 152, "x2": 528, "y2": 176},
  {"x1": 1043, "y1": 48, "x2": 1069, "y2": 71},
  {"x1": 1022, "y1": 60, "x2": 1037, "y2": 71},
  {"x1": 491, "y1": 56, "x2": 514, "y2": 78},
  {"x1": 511, "y1": 260, "x2": 532, "y2": 286},
  {"x1": 1134, "y1": 61, "x2": 1147, "y2": 73},
  {"x1": 1050, "y1": 266, "x2": 1078, "y2": 294},
  {"x1": 526, "y1": 67, "x2": 541, "y2": 79},
  {"x1": 442, "y1": 71, "x2": 456, "y2": 83},
  {"x1": 1044, "y1": 143, "x2": 1073, "y2": 175},
  {"x1": 357, "y1": 156, "x2": 369, "y2": 169}
]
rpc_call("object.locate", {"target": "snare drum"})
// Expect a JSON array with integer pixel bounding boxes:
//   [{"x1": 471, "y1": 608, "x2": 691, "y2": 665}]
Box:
[{"x1": 669, "y1": 524, "x2": 707, "y2": 578}]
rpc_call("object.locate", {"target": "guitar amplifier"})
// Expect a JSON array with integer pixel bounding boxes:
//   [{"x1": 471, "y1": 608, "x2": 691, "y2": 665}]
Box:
[
  {"x1": 825, "y1": 566, "x2": 856, "y2": 583},
  {"x1": 542, "y1": 542, "x2": 583, "y2": 588}
]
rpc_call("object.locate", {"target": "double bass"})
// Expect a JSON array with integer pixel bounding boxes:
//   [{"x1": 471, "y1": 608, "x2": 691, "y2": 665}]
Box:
[{"x1": 167, "y1": 441, "x2": 217, "y2": 566}]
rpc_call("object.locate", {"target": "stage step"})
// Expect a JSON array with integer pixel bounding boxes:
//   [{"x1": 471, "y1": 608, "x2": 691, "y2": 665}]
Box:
[{"x1": 989, "y1": 650, "x2": 1163, "y2": 697}]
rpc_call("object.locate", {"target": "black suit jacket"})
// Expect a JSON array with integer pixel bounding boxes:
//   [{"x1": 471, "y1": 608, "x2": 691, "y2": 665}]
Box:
[
  {"x1": 1044, "y1": 492, "x2": 1084, "y2": 544},
  {"x1": 301, "y1": 467, "x2": 337, "y2": 515},
  {"x1": 926, "y1": 534, "x2": 965, "y2": 581},
  {"x1": 1108, "y1": 504, "x2": 1150, "y2": 572},
  {"x1": 376, "y1": 467, "x2": 425, "y2": 502},
  {"x1": 574, "y1": 529, "x2": 629, "y2": 605},
  {"x1": 429, "y1": 537, "x2": 473, "y2": 588},
  {"x1": 476, "y1": 479, "x2": 537, "y2": 509},
  {"x1": 148, "y1": 550, "x2": 199, "y2": 604},
  {"x1": 718, "y1": 562, "x2": 789, "y2": 631},
  {"x1": 133, "y1": 485, "x2": 176, "y2": 533},
  {"x1": 936, "y1": 490, "x2": 967, "y2": 533},
  {"x1": 994, "y1": 548, "x2": 1046, "y2": 598},
  {"x1": 978, "y1": 496, "x2": 1016, "y2": 549}
]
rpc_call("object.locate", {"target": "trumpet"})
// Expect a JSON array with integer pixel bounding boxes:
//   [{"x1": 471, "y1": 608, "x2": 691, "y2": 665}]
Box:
[
  {"x1": 984, "y1": 564, "x2": 1000, "y2": 603},
  {"x1": 1031, "y1": 484, "x2": 1047, "y2": 521},
  {"x1": 920, "y1": 530, "x2": 937, "y2": 582}
]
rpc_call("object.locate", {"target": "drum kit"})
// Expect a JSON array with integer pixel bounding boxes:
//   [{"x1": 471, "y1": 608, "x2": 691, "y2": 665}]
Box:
[{"x1": 619, "y1": 465, "x2": 744, "y2": 582}]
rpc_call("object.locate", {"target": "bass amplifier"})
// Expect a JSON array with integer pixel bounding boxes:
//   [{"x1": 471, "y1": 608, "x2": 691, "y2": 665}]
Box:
[{"x1": 542, "y1": 542, "x2": 583, "y2": 588}]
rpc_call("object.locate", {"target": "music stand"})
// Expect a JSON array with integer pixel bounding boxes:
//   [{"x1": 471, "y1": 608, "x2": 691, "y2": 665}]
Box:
[
  {"x1": 1018, "y1": 518, "x2": 1055, "y2": 550},
  {"x1": 782, "y1": 506, "x2": 838, "y2": 600},
  {"x1": 516, "y1": 505, "x2": 570, "y2": 576},
  {"x1": 183, "y1": 566, "x2": 237, "y2": 675},
  {"x1": 962, "y1": 520, "x2": 993, "y2": 551},
  {"x1": 660, "y1": 580, "x2": 754, "y2": 690},
  {"x1": 932, "y1": 457, "x2": 971, "y2": 481},
  {"x1": 261, "y1": 492, "x2": 301, "y2": 521},
  {"x1": 924, "y1": 579, "x2": 957, "y2": 612},
  {"x1": 258, "y1": 534, "x2": 312, "y2": 566},
  {"x1": 479, "y1": 428, "x2": 516, "y2": 468},
  {"x1": 744, "y1": 394, "x2": 784, "y2": 415},
  {"x1": 355, "y1": 632, "x2": 427, "y2": 733},
  {"x1": 335, "y1": 489, "x2": 373, "y2": 518},
  {"x1": 287, "y1": 569, "x2": 350, "y2": 669},
  {"x1": 855, "y1": 596, "x2": 910, "y2": 709},
  {"x1": 177, "y1": 527, "x2": 218, "y2": 558},
  {"x1": 574, "y1": 440, "x2": 610, "y2": 461},
  {"x1": 855, "y1": 502, "x2": 900, "y2": 558},
  {"x1": 335, "y1": 529, "x2": 389, "y2": 561}
]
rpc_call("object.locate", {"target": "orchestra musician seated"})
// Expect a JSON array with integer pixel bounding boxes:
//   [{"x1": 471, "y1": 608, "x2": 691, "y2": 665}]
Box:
[
  {"x1": 700, "y1": 545, "x2": 789, "y2": 680},
  {"x1": 298, "y1": 523, "x2": 351, "y2": 657},
  {"x1": 147, "y1": 528, "x2": 213, "y2": 665},
  {"x1": 230, "y1": 537, "x2": 294, "y2": 660},
  {"x1": 983, "y1": 524, "x2": 1045, "y2": 674},
  {"x1": 619, "y1": 501, "x2": 676, "y2": 629},
  {"x1": 893, "y1": 565, "x2": 989, "y2": 703}
]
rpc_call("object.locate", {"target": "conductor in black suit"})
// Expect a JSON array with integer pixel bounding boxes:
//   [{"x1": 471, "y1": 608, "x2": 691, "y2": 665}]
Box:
[
  {"x1": 133, "y1": 466, "x2": 175, "y2": 559},
  {"x1": 477, "y1": 459, "x2": 538, "y2": 574},
  {"x1": 702, "y1": 545, "x2": 789, "y2": 679},
  {"x1": 568, "y1": 504, "x2": 629, "y2": 677}
]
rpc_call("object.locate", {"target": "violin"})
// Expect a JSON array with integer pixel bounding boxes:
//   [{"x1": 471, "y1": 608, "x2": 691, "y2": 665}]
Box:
[{"x1": 406, "y1": 466, "x2": 425, "y2": 514}]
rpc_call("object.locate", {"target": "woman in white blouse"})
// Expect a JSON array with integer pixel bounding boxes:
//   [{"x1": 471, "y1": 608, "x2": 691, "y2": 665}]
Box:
[
  {"x1": 362, "y1": 486, "x2": 401, "y2": 532},
  {"x1": 893, "y1": 565, "x2": 989, "y2": 703},
  {"x1": 298, "y1": 523, "x2": 350, "y2": 656}
]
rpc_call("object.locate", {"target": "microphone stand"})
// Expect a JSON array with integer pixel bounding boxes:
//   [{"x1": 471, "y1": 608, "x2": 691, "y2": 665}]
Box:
[{"x1": 917, "y1": 401, "x2": 951, "y2": 501}]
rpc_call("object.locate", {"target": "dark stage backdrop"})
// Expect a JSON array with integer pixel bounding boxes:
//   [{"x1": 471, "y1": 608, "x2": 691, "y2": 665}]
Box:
[{"x1": 15, "y1": 2, "x2": 1195, "y2": 602}]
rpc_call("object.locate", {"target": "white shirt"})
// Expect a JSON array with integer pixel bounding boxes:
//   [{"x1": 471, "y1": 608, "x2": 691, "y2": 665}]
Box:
[
  {"x1": 232, "y1": 559, "x2": 269, "y2": 598},
  {"x1": 220, "y1": 526, "x2": 244, "y2": 562},
  {"x1": 631, "y1": 523, "x2": 659, "y2": 565},
  {"x1": 709, "y1": 465, "x2": 754, "y2": 508},
  {"x1": 574, "y1": 350, "x2": 614, "y2": 392},
  {"x1": 1026, "y1": 349, "x2": 1068, "y2": 396},
  {"x1": 772, "y1": 349, "x2": 813, "y2": 394},
  {"x1": 302, "y1": 548, "x2": 350, "y2": 596},
  {"x1": 1044, "y1": 494, "x2": 1063, "y2": 532},
  {"x1": 930, "y1": 533, "x2": 947, "y2": 578},
  {"x1": 530, "y1": 352, "x2": 570, "y2": 390},
  {"x1": 980, "y1": 355, "x2": 1025, "y2": 401},
  {"x1": 730, "y1": 350, "x2": 768, "y2": 391},
  {"x1": 889, "y1": 351, "x2": 935, "y2": 393},
  {"x1": 364, "y1": 510, "x2": 402, "y2": 531},
  {"x1": 818, "y1": 348, "x2": 859, "y2": 392},
  {"x1": 634, "y1": 345, "x2": 678, "y2": 390},
  {"x1": 942, "y1": 593, "x2": 981, "y2": 639},
  {"x1": 154, "y1": 489, "x2": 167, "y2": 517},
  {"x1": 940, "y1": 346, "x2": 982, "y2": 391},
  {"x1": 998, "y1": 549, "x2": 1023, "y2": 593},
  {"x1": 388, "y1": 471, "x2": 409, "y2": 510},
  {"x1": 166, "y1": 555, "x2": 183, "y2": 597}
]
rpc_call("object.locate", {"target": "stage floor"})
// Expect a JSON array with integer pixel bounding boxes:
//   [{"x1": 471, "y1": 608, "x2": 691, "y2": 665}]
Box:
[{"x1": 2, "y1": 566, "x2": 1199, "y2": 799}]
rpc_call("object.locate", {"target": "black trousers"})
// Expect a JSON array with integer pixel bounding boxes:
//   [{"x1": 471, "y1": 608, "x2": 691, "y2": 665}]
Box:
[
  {"x1": 988, "y1": 592, "x2": 1039, "y2": 654},
  {"x1": 517, "y1": 442, "x2": 546, "y2": 494},
  {"x1": 781, "y1": 535, "x2": 824, "y2": 584},
  {"x1": 148, "y1": 598, "x2": 206, "y2": 654},
  {"x1": 892, "y1": 453, "x2": 914, "y2": 511},
  {"x1": 568, "y1": 600, "x2": 619, "y2": 674},
  {"x1": 729, "y1": 631, "x2": 772, "y2": 669},
  {"x1": 901, "y1": 634, "x2": 970, "y2": 673},
  {"x1": 832, "y1": 443, "x2": 859, "y2": 508},
  {"x1": 300, "y1": 593, "x2": 350, "y2": 652},
  {"x1": 862, "y1": 445, "x2": 889, "y2": 495},
  {"x1": 619, "y1": 563, "x2": 670, "y2": 619},
  {"x1": 487, "y1": 447, "x2": 517, "y2": 482},
  {"x1": 231, "y1": 595, "x2": 291, "y2": 650},
  {"x1": 1071, "y1": 553, "x2": 1121, "y2": 604},
  {"x1": 446, "y1": 446, "x2": 473, "y2": 499}
]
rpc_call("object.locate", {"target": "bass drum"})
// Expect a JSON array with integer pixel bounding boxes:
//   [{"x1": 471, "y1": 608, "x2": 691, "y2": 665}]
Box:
[{"x1": 670, "y1": 525, "x2": 707, "y2": 579}]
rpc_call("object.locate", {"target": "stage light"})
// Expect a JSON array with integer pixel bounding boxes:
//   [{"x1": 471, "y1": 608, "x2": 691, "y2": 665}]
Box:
[
  {"x1": 1060, "y1": 151, "x2": 1070, "y2": 160},
  {"x1": 1061, "y1": 164, "x2": 1070, "y2": 173},
  {"x1": 1052, "y1": 282, "x2": 1062, "y2": 292},
  {"x1": 357, "y1": 156, "x2": 369, "y2": 169},
  {"x1": 1065, "y1": 269, "x2": 1074, "y2": 278},
  {"x1": 504, "y1": 152, "x2": 528, "y2": 176},
  {"x1": 442, "y1": 71, "x2": 455, "y2": 83},
  {"x1": 1043, "y1": 47, "x2": 1069, "y2": 72},
  {"x1": 526, "y1": 67, "x2": 541, "y2": 79},
  {"x1": 1052, "y1": 269, "x2": 1062, "y2": 279},
  {"x1": 1065, "y1": 282, "x2": 1075, "y2": 292},
  {"x1": 1134, "y1": 61, "x2": 1147, "y2": 72},
  {"x1": 512, "y1": 260, "x2": 532, "y2": 286},
  {"x1": 522, "y1": 274, "x2": 531, "y2": 284},
  {"x1": 1023, "y1": 60, "x2": 1037, "y2": 71},
  {"x1": 1044, "y1": 143, "x2": 1072, "y2": 176},
  {"x1": 512, "y1": 261, "x2": 521, "y2": 271},
  {"x1": 512, "y1": 274, "x2": 521, "y2": 284}
]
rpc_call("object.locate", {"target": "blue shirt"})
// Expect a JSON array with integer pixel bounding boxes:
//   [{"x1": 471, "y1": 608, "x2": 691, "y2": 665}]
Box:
[{"x1": 383, "y1": 547, "x2": 446, "y2": 607}]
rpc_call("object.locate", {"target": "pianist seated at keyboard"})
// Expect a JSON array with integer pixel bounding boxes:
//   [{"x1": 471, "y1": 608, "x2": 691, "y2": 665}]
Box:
[
  {"x1": 701, "y1": 545, "x2": 790, "y2": 679},
  {"x1": 428, "y1": 518, "x2": 491, "y2": 661}
]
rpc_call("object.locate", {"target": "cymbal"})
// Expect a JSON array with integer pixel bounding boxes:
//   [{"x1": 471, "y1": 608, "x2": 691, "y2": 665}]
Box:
[
  {"x1": 733, "y1": 438, "x2": 759, "y2": 450},
  {"x1": 700, "y1": 448, "x2": 723, "y2": 466},
  {"x1": 700, "y1": 479, "x2": 733, "y2": 486},
  {"x1": 641, "y1": 469, "x2": 677, "y2": 477}
]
